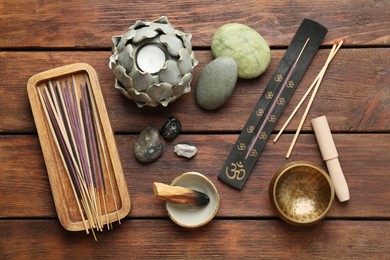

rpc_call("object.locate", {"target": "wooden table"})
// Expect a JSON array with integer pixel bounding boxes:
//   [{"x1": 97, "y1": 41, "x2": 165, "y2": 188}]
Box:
[{"x1": 1, "y1": 1, "x2": 389, "y2": 258}]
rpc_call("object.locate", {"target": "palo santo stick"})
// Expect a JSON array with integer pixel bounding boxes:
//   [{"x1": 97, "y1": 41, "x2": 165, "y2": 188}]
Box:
[
  {"x1": 153, "y1": 182, "x2": 210, "y2": 206},
  {"x1": 286, "y1": 39, "x2": 344, "y2": 158}
]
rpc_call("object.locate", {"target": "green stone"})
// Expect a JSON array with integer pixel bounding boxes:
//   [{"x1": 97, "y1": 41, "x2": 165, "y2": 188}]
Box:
[
  {"x1": 196, "y1": 56, "x2": 238, "y2": 110},
  {"x1": 211, "y1": 23, "x2": 271, "y2": 79}
]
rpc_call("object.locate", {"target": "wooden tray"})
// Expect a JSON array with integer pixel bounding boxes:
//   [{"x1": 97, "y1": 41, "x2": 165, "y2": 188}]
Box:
[{"x1": 27, "y1": 63, "x2": 131, "y2": 231}]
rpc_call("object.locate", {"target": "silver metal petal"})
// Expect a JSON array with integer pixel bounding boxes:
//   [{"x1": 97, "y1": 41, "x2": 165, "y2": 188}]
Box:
[
  {"x1": 112, "y1": 65, "x2": 133, "y2": 89},
  {"x1": 173, "y1": 73, "x2": 192, "y2": 97},
  {"x1": 158, "y1": 60, "x2": 181, "y2": 86},
  {"x1": 178, "y1": 48, "x2": 192, "y2": 74},
  {"x1": 111, "y1": 36, "x2": 122, "y2": 52},
  {"x1": 109, "y1": 52, "x2": 118, "y2": 69},
  {"x1": 130, "y1": 20, "x2": 151, "y2": 30},
  {"x1": 122, "y1": 29, "x2": 136, "y2": 44},
  {"x1": 153, "y1": 16, "x2": 169, "y2": 24},
  {"x1": 146, "y1": 83, "x2": 173, "y2": 106},
  {"x1": 150, "y1": 22, "x2": 175, "y2": 35},
  {"x1": 176, "y1": 31, "x2": 193, "y2": 52},
  {"x1": 118, "y1": 44, "x2": 134, "y2": 72},
  {"x1": 133, "y1": 27, "x2": 158, "y2": 43},
  {"x1": 127, "y1": 88, "x2": 156, "y2": 107},
  {"x1": 129, "y1": 70, "x2": 154, "y2": 92},
  {"x1": 160, "y1": 35, "x2": 183, "y2": 57}
]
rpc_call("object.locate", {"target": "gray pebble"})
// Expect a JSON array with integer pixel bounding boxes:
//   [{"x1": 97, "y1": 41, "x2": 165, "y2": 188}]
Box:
[
  {"x1": 133, "y1": 127, "x2": 163, "y2": 163},
  {"x1": 196, "y1": 56, "x2": 238, "y2": 110}
]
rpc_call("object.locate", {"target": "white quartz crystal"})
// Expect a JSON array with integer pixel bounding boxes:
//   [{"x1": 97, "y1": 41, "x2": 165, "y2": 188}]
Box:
[{"x1": 174, "y1": 144, "x2": 197, "y2": 158}]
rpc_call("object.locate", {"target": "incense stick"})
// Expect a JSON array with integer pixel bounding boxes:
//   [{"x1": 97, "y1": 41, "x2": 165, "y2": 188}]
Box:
[
  {"x1": 37, "y1": 86, "x2": 89, "y2": 234},
  {"x1": 285, "y1": 39, "x2": 345, "y2": 158},
  {"x1": 245, "y1": 38, "x2": 310, "y2": 159},
  {"x1": 273, "y1": 39, "x2": 344, "y2": 143},
  {"x1": 84, "y1": 75, "x2": 121, "y2": 225},
  {"x1": 37, "y1": 74, "x2": 122, "y2": 239}
]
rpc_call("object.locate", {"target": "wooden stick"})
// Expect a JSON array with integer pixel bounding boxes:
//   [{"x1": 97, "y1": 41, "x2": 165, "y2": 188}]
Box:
[
  {"x1": 153, "y1": 182, "x2": 210, "y2": 206},
  {"x1": 286, "y1": 40, "x2": 344, "y2": 158},
  {"x1": 273, "y1": 40, "x2": 344, "y2": 143}
]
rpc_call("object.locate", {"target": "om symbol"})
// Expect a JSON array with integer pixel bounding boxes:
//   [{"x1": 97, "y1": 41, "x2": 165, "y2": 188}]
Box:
[
  {"x1": 287, "y1": 80, "x2": 295, "y2": 88},
  {"x1": 268, "y1": 115, "x2": 277, "y2": 123},
  {"x1": 277, "y1": 98, "x2": 285, "y2": 105},
  {"x1": 237, "y1": 143, "x2": 246, "y2": 151},
  {"x1": 247, "y1": 125, "x2": 255, "y2": 133},
  {"x1": 250, "y1": 149, "x2": 258, "y2": 157},
  {"x1": 274, "y1": 74, "x2": 283, "y2": 82},
  {"x1": 265, "y1": 91, "x2": 274, "y2": 99},
  {"x1": 259, "y1": 132, "x2": 267, "y2": 139},
  {"x1": 226, "y1": 161, "x2": 246, "y2": 180},
  {"x1": 256, "y1": 108, "x2": 264, "y2": 117}
]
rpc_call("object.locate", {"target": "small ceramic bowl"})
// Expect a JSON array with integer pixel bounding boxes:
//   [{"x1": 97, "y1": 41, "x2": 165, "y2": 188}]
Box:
[
  {"x1": 166, "y1": 172, "x2": 219, "y2": 228},
  {"x1": 269, "y1": 161, "x2": 334, "y2": 226}
]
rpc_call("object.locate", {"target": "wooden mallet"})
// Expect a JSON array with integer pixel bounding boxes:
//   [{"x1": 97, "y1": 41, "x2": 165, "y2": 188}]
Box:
[{"x1": 311, "y1": 115, "x2": 350, "y2": 202}]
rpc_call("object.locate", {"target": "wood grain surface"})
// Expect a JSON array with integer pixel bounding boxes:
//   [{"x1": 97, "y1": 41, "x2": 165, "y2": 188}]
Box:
[
  {"x1": 1, "y1": 49, "x2": 389, "y2": 133},
  {"x1": 1, "y1": 134, "x2": 389, "y2": 218},
  {"x1": 1, "y1": 0, "x2": 389, "y2": 48},
  {"x1": 1, "y1": 220, "x2": 390, "y2": 258},
  {"x1": 1, "y1": 0, "x2": 389, "y2": 258}
]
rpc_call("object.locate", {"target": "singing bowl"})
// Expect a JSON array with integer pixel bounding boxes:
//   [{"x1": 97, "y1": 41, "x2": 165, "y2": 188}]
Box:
[
  {"x1": 269, "y1": 162, "x2": 334, "y2": 226},
  {"x1": 166, "y1": 172, "x2": 219, "y2": 228}
]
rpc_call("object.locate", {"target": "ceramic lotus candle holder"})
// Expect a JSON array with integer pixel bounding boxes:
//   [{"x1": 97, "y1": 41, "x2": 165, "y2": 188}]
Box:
[{"x1": 109, "y1": 16, "x2": 198, "y2": 108}]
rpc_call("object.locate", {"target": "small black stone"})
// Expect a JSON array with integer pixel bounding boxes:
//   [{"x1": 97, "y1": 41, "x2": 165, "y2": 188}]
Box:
[
  {"x1": 133, "y1": 127, "x2": 163, "y2": 163},
  {"x1": 161, "y1": 116, "x2": 181, "y2": 141}
]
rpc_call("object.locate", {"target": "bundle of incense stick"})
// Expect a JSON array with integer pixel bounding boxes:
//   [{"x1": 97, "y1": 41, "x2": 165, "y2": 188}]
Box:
[
  {"x1": 273, "y1": 38, "x2": 345, "y2": 158},
  {"x1": 37, "y1": 75, "x2": 120, "y2": 240}
]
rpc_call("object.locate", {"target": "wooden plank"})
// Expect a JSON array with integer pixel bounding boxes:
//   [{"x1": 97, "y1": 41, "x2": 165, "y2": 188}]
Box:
[
  {"x1": 0, "y1": 49, "x2": 389, "y2": 133},
  {"x1": 0, "y1": 0, "x2": 389, "y2": 48},
  {"x1": 1, "y1": 133, "x2": 389, "y2": 218},
  {"x1": 1, "y1": 219, "x2": 389, "y2": 259}
]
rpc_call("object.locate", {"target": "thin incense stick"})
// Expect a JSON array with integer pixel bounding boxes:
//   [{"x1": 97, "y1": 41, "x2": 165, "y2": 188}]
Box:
[
  {"x1": 273, "y1": 40, "x2": 344, "y2": 143},
  {"x1": 45, "y1": 84, "x2": 95, "y2": 228},
  {"x1": 37, "y1": 86, "x2": 89, "y2": 234},
  {"x1": 286, "y1": 39, "x2": 344, "y2": 158},
  {"x1": 84, "y1": 75, "x2": 121, "y2": 225},
  {"x1": 245, "y1": 38, "x2": 310, "y2": 159},
  {"x1": 38, "y1": 74, "x2": 123, "y2": 239},
  {"x1": 54, "y1": 82, "x2": 98, "y2": 227}
]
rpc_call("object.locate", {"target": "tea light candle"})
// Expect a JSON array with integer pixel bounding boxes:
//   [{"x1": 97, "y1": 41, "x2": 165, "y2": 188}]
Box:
[{"x1": 136, "y1": 44, "x2": 166, "y2": 74}]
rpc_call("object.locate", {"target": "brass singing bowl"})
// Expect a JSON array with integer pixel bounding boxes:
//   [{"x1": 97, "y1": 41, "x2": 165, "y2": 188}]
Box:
[{"x1": 269, "y1": 161, "x2": 334, "y2": 226}]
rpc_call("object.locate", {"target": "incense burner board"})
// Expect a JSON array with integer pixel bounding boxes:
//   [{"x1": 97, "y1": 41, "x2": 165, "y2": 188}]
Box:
[
  {"x1": 27, "y1": 63, "x2": 131, "y2": 231},
  {"x1": 218, "y1": 19, "x2": 328, "y2": 190}
]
